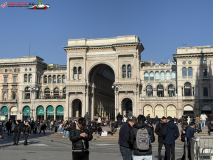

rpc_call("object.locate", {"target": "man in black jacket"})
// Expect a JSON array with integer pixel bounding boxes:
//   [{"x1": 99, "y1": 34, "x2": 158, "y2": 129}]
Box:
[
  {"x1": 162, "y1": 116, "x2": 179, "y2": 160},
  {"x1": 70, "y1": 117, "x2": 93, "y2": 160},
  {"x1": 129, "y1": 115, "x2": 155, "y2": 159},
  {"x1": 13, "y1": 120, "x2": 22, "y2": 145},
  {"x1": 6, "y1": 120, "x2": 12, "y2": 136},
  {"x1": 155, "y1": 116, "x2": 167, "y2": 160},
  {"x1": 118, "y1": 118, "x2": 136, "y2": 160}
]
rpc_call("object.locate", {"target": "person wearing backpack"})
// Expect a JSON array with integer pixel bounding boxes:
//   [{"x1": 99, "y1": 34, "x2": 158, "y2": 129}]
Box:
[
  {"x1": 129, "y1": 115, "x2": 155, "y2": 160},
  {"x1": 162, "y1": 116, "x2": 179, "y2": 160},
  {"x1": 119, "y1": 118, "x2": 136, "y2": 160},
  {"x1": 155, "y1": 116, "x2": 167, "y2": 160}
]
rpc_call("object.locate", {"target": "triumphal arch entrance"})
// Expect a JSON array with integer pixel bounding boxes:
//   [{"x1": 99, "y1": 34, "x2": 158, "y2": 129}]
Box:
[{"x1": 63, "y1": 35, "x2": 144, "y2": 120}]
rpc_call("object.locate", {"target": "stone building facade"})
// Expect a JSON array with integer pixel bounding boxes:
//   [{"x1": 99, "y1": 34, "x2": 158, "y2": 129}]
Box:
[{"x1": 0, "y1": 35, "x2": 212, "y2": 121}]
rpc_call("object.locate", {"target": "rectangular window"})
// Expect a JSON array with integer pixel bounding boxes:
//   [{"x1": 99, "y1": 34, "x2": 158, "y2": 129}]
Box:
[
  {"x1": 203, "y1": 69, "x2": 207, "y2": 76},
  {"x1": 4, "y1": 77, "x2": 7, "y2": 83},
  {"x1": 5, "y1": 69, "x2": 7, "y2": 72},
  {"x1": 25, "y1": 93, "x2": 30, "y2": 99},
  {"x1": 203, "y1": 60, "x2": 207, "y2": 64},
  {"x1": 13, "y1": 76, "x2": 17, "y2": 83}
]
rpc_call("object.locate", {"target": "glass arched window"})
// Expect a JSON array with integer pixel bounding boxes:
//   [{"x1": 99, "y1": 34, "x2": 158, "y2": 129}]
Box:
[
  {"x1": 44, "y1": 75, "x2": 47, "y2": 83},
  {"x1": 25, "y1": 87, "x2": 30, "y2": 99},
  {"x1": 144, "y1": 72, "x2": 149, "y2": 81},
  {"x1": 73, "y1": 67, "x2": 77, "y2": 74},
  {"x1": 78, "y1": 67, "x2": 82, "y2": 74},
  {"x1": 157, "y1": 85, "x2": 164, "y2": 97},
  {"x1": 127, "y1": 65, "x2": 131, "y2": 78},
  {"x1": 168, "y1": 84, "x2": 175, "y2": 97},
  {"x1": 166, "y1": 71, "x2": 170, "y2": 80},
  {"x1": 146, "y1": 85, "x2": 153, "y2": 97},
  {"x1": 24, "y1": 74, "x2": 27, "y2": 82},
  {"x1": 3, "y1": 93, "x2": 7, "y2": 100},
  {"x1": 62, "y1": 75, "x2": 66, "y2": 83},
  {"x1": 58, "y1": 75, "x2": 61, "y2": 83},
  {"x1": 44, "y1": 88, "x2": 50, "y2": 99},
  {"x1": 28, "y1": 74, "x2": 32, "y2": 82},
  {"x1": 155, "y1": 71, "x2": 159, "y2": 80},
  {"x1": 184, "y1": 82, "x2": 191, "y2": 96},
  {"x1": 48, "y1": 75, "x2": 52, "y2": 83},
  {"x1": 172, "y1": 71, "x2": 176, "y2": 79},
  {"x1": 150, "y1": 72, "x2": 154, "y2": 80},
  {"x1": 161, "y1": 71, "x2": 165, "y2": 80},
  {"x1": 203, "y1": 88, "x2": 208, "y2": 97},
  {"x1": 188, "y1": 67, "x2": 193, "y2": 77},
  {"x1": 122, "y1": 65, "x2": 126, "y2": 78},
  {"x1": 54, "y1": 88, "x2": 59, "y2": 98},
  {"x1": 182, "y1": 68, "x2": 187, "y2": 77},
  {"x1": 53, "y1": 75, "x2": 56, "y2": 83}
]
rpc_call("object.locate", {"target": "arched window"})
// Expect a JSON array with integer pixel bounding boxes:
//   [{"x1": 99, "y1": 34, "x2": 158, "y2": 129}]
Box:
[
  {"x1": 122, "y1": 65, "x2": 126, "y2": 78},
  {"x1": 54, "y1": 88, "x2": 59, "y2": 98},
  {"x1": 78, "y1": 67, "x2": 82, "y2": 79},
  {"x1": 150, "y1": 72, "x2": 154, "y2": 80},
  {"x1": 166, "y1": 71, "x2": 170, "y2": 80},
  {"x1": 161, "y1": 71, "x2": 165, "y2": 80},
  {"x1": 73, "y1": 67, "x2": 77, "y2": 80},
  {"x1": 63, "y1": 87, "x2": 66, "y2": 98},
  {"x1": 44, "y1": 75, "x2": 47, "y2": 83},
  {"x1": 62, "y1": 75, "x2": 66, "y2": 83},
  {"x1": 168, "y1": 84, "x2": 175, "y2": 97},
  {"x1": 157, "y1": 85, "x2": 164, "y2": 97},
  {"x1": 53, "y1": 75, "x2": 56, "y2": 83},
  {"x1": 48, "y1": 75, "x2": 52, "y2": 83},
  {"x1": 144, "y1": 72, "x2": 149, "y2": 81},
  {"x1": 146, "y1": 85, "x2": 153, "y2": 97},
  {"x1": 182, "y1": 68, "x2": 187, "y2": 77},
  {"x1": 3, "y1": 92, "x2": 7, "y2": 100},
  {"x1": 188, "y1": 67, "x2": 193, "y2": 77},
  {"x1": 25, "y1": 87, "x2": 30, "y2": 99},
  {"x1": 203, "y1": 68, "x2": 207, "y2": 76},
  {"x1": 127, "y1": 65, "x2": 131, "y2": 78},
  {"x1": 12, "y1": 92, "x2": 16, "y2": 100},
  {"x1": 184, "y1": 82, "x2": 191, "y2": 96},
  {"x1": 44, "y1": 88, "x2": 50, "y2": 99},
  {"x1": 172, "y1": 71, "x2": 176, "y2": 79},
  {"x1": 155, "y1": 71, "x2": 159, "y2": 80},
  {"x1": 28, "y1": 74, "x2": 32, "y2": 82},
  {"x1": 24, "y1": 74, "x2": 27, "y2": 82},
  {"x1": 58, "y1": 75, "x2": 61, "y2": 83},
  {"x1": 203, "y1": 88, "x2": 208, "y2": 97}
]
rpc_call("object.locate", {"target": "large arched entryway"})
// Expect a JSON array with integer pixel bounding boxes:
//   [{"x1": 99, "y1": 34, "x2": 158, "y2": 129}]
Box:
[
  {"x1": 167, "y1": 105, "x2": 176, "y2": 118},
  {"x1": 88, "y1": 64, "x2": 115, "y2": 120},
  {"x1": 155, "y1": 105, "x2": 164, "y2": 118},
  {"x1": 10, "y1": 106, "x2": 17, "y2": 120},
  {"x1": 121, "y1": 98, "x2": 132, "y2": 117},
  {"x1": 183, "y1": 105, "x2": 194, "y2": 118},
  {"x1": 144, "y1": 105, "x2": 153, "y2": 118},
  {"x1": 72, "y1": 99, "x2": 82, "y2": 117},
  {"x1": 201, "y1": 105, "x2": 212, "y2": 116}
]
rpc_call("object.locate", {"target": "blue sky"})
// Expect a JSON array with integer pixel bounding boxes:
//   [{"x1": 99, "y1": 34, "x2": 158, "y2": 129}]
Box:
[{"x1": 1, "y1": 0, "x2": 213, "y2": 65}]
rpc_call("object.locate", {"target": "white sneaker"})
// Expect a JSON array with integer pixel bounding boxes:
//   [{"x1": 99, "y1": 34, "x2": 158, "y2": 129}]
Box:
[{"x1": 62, "y1": 136, "x2": 65, "y2": 138}]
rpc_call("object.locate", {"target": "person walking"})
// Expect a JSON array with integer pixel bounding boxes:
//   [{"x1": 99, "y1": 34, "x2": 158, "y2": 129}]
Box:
[
  {"x1": 200, "y1": 113, "x2": 207, "y2": 128},
  {"x1": 155, "y1": 116, "x2": 167, "y2": 160},
  {"x1": 162, "y1": 116, "x2": 179, "y2": 160},
  {"x1": 54, "y1": 120, "x2": 59, "y2": 132},
  {"x1": 6, "y1": 120, "x2": 12, "y2": 136},
  {"x1": 129, "y1": 115, "x2": 155, "y2": 160},
  {"x1": 119, "y1": 118, "x2": 136, "y2": 160},
  {"x1": 117, "y1": 113, "x2": 123, "y2": 129},
  {"x1": 39, "y1": 122, "x2": 46, "y2": 135},
  {"x1": 155, "y1": 115, "x2": 159, "y2": 125},
  {"x1": 50, "y1": 120, "x2": 54, "y2": 131},
  {"x1": 13, "y1": 120, "x2": 22, "y2": 145},
  {"x1": 122, "y1": 115, "x2": 127, "y2": 123},
  {"x1": 23, "y1": 122, "x2": 31, "y2": 145},
  {"x1": 70, "y1": 117, "x2": 93, "y2": 160},
  {"x1": 147, "y1": 114, "x2": 151, "y2": 124},
  {"x1": 11, "y1": 120, "x2": 15, "y2": 134},
  {"x1": 84, "y1": 112, "x2": 90, "y2": 126}
]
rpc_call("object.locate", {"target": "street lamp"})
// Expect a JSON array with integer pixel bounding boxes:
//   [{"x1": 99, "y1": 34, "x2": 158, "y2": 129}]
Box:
[
  {"x1": 29, "y1": 87, "x2": 39, "y2": 121},
  {"x1": 112, "y1": 84, "x2": 119, "y2": 120}
]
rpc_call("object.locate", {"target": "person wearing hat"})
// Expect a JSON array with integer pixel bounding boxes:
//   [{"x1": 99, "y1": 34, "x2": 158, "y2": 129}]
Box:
[
  {"x1": 155, "y1": 116, "x2": 167, "y2": 160},
  {"x1": 23, "y1": 122, "x2": 31, "y2": 145}
]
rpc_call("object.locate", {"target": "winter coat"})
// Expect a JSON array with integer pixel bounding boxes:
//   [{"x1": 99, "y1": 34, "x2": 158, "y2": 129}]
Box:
[
  {"x1": 181, "y1": 125, "x2": 194, "y2": 146},
  {"x1": 14, "y1": 124, "x2": 22, "y2": 134},
  {"x1": 208, "y1": 123, "x2": 213, "y2": 132},
  {"x1": 129, "y1": 122, "x2": 155, "y2": 156},
  {"x1": 6, "y1": 122, "x2": 12, "y2": 129},
  {"x1": 117, "y1": 115, "x2": 123, "y2": 125},
  {"x1": 155, "y1": 122, "x2": 166, "y2": 143},
  {"x1": 200, "y1": 114, "x2": 207, "y2": 121},
  {"x1": 40, "y1": 124, "x2": 46, "y2": 130},
  {"x1": 23, "y1": 125, "x2": 31, "y2": 134},
  {"x1": 195, "y1": 123, "x2": 201, "y2": 130},
  {"x1": 70, "y1": 124, "x2": 93, "y2": 151},
  {"x1": 118, "y1": 122, "x2": 132, "y2": 148},
  {"x1": 196, "y1": 117, "x2": 201, "y2": 123},
  {"x1": 162, "y1": 121, "x2": 179, "y2": 145},
  {"x1": 11, "y1": 123, "x2": 15, "y2": 131}
]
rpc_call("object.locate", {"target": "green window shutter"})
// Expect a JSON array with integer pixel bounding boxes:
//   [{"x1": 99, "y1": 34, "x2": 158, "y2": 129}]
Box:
[
  {"x1": 56, "y1": 106, "x2": 64, "y2": 116},
  {"x1": 37, "y1": 106, "x2": 44, "y2": 115},
  {"x1": 1, "y1": 106, "x2": 8, "y2": 115},
  {"x1": 23, "y1": 106, "x2": 30, "y2": 116},
  {"x1": 47, "y1": 106, "x2": 54, "y2": 116}
]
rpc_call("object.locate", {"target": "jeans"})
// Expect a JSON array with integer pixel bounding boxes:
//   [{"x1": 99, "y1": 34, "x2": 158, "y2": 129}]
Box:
[
  {"x1": 63, "y1": 131, "x2": 67, "y2": 136},
  {"x1": 55, "y1": 127, "x2": 58, "y2": 132},
  {"x1": 133, "y1": 155, "x2": 152, "y2": 160},
  {"x1": 120, "y1": 146, "x2": 132, "y2": 160},
  {"x1": 201, "y1": 120, "x2": 206, "y2": 128},
  {"x1": 72, "y1": 151, "x2": 89, "y2": 160},
  {"x1": 165, "y1": 144, "x2": 175, "y2": 160}
]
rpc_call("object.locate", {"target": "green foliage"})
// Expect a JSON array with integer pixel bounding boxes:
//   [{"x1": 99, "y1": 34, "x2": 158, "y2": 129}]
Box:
[{"x1": 38, "y1": 1, "x2": 42, "y2": 5}]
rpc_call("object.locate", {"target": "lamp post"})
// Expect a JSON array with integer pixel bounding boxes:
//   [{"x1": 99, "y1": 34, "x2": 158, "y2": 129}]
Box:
[
  {"x1": 112, "y1": 84, "x2": 119, "y2": 120},
  {"x1": 29, "y1": 86, "x2": 39, "y2": 121}
]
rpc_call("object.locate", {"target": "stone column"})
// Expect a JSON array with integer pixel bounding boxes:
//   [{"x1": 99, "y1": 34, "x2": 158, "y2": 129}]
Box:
[
  {"x1": 115, "y1": 92, "x2": 117, "y2": 120},
  {"x1": 86, "y1": 89, "x2": 89, "y2": 114},
  {"x1": 82, "y1": 93, "x2": 86, "y2": 117},
  {"x1": 54, "y1": 107, "x2": 56, "y2": 120},
  {"x1": 44, "y1": 109, "x2": 46, "y2": 120},
  {"x1": 91, "y1": 90, "x2": 94, "y2": 120},
  {"x1": 65, "y1": 93, "x2": 69, "y2": 120}
]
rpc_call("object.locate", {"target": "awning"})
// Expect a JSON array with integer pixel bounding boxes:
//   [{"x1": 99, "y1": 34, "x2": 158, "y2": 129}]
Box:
[
  {"x1": 184, "y1": 105, "x2": 193, "y2": 111},
  {"x1": 202, "y1": 105, "x2": 211, "y2": 111},
  {"x1": 37, "y1": 106, "x2": 44, "y2": 115},
  {"x1": 11, "y1": 107, "x2": 17, "y2": 115},
  {"x1": 56, "y1": 106, "x2": 64, "y2": 116},
  {"x1": 1, "y1": 106, "x2": 8, "y2": 115},
  {"x1": 47, "y1": 106, "x2": 54, "y2": 116},
  {"x1": 23, "y1": 106, "x2": 30, "y2": 116}
]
